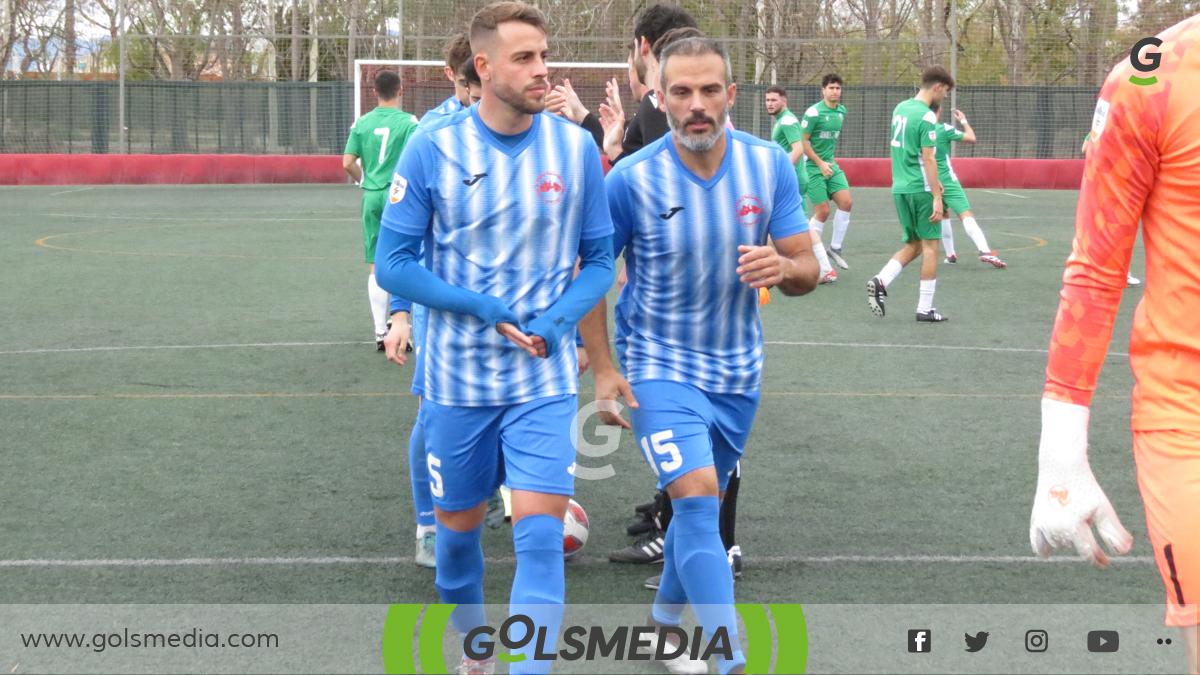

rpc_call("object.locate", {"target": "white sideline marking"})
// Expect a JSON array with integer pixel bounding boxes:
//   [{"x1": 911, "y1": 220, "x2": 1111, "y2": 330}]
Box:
[
  {"x1": 0, "y1": 555, "x2": 1155, "y2": 568},
  {"x1": 766, "y1": 340, "x2": 1129, "y2": 359},
  {"x1": 0, "y1": 339, "x2": 1131, "y2": 359},
  {"x1": 982, "y1": 189, "x2": 1030, "y2": 199},
  {"x1": 45, "y1": 187, "x2": 95, "y2": 197},
  {"x1": 0, "y1": 341, "x2": 371, "y2": 356}
]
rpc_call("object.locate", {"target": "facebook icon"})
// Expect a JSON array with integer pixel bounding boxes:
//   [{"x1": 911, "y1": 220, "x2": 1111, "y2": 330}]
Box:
[{"x1": 908, "y1": 629, "x2": 933, "y2": 653}]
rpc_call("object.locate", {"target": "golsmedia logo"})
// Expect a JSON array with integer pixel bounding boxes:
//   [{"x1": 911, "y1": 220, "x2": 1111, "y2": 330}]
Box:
[
  {"x1": 380, "y1": 603, "x2": 808, "y2": 674},
  {"x1": 1129, "y1": 37, "x2": 1163, "y2": 85},
  {"x1": 463, "y1": 615, "x2": 736, "y2": 663}
]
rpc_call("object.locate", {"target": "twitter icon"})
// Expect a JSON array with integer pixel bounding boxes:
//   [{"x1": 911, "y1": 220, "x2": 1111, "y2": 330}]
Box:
[{"x1": 965, "y1": 632, "x2": 989, "y2": 652}]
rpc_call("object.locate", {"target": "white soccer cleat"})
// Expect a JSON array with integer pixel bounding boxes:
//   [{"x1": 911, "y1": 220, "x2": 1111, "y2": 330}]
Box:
[
  {"x1": 828, "y1": 247, "x2": 850, "y2": 270},
  {"x1": 818, "y1": 269, "x2": 838, "y2": 285},
  {"x1": 1029, "y1": 398, "x2": 1134, "y2": 568},
  {"x1": 415, "y1": 531, "x2": 436, "y2": 568},
  {"x1": 643, "y1": 630, "x2": 709, "y2": 674},
  {"x1": 1126, "y1": 274, "x2": 1141, "y2": 287},
  {"x1": 979, "y1": 252, "x2": 1007, "y2": 268}
]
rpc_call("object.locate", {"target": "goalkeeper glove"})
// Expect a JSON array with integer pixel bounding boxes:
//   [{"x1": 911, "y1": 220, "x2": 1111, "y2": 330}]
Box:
[{"x1": 1030, "y1": 397, "x2": 1134, "y2": 568}]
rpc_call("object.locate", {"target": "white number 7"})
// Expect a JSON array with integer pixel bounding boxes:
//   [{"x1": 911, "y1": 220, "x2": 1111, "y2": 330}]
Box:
[
  {"x1": 640, "y1": 430, "x2": 683, "y2": 475},
  {"x1": 374, "y1": 127, "x2": 391, "y2": 165}
]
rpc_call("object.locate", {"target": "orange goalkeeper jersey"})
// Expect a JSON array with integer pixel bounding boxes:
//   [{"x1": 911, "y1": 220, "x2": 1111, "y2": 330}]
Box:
[{"x1": 1045, "y1": 14, "x2": 1200, "y2": 430}]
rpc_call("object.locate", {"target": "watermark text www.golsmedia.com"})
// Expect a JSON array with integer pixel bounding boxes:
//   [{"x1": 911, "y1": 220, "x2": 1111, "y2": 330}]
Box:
[{"x1": 20, "y1": 628, "x2": 279, "y2": 652}]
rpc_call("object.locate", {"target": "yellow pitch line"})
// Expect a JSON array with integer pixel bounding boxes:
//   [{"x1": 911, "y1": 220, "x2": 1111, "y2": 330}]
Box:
[
  {"x1": 994, "y1": 231, "x2": 1049, "y2": 252},
  {"x1": 35, "y1": 221, "x2": 359, "y2": 261},
  {"x1": 0, "y1": 391, "x2": 1131, "y2": 401}
]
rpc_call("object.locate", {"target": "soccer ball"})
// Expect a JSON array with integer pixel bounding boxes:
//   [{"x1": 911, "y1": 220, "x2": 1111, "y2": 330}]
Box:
[{"x1": 563, "y1": 499, "x2": 589, "y2": 558}]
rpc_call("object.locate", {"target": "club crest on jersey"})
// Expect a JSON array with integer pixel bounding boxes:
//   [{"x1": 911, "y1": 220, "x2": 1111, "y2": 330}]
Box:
[
  {"x1": 536, "y1": 171, "x2": 565, "y2": 204},
  {"x1": 389, "y1": 173, "x2": 408, "y2": 204},
  {"x1": 736, "y1": 195, "x2": 764, "y2": 227}
]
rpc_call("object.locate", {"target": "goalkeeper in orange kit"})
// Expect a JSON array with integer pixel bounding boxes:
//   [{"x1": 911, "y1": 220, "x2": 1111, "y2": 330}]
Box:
[{"x1": 1030, "y1": 15, "x2": 1200, "y2": 671}]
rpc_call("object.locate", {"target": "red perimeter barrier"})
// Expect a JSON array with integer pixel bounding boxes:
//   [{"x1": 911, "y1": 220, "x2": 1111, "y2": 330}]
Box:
[
  {"x1": 0, "y1": 154, "x2": 345, "y2": 186},
  {"x1": 839, "y1": 157, "x2": 1084, "y2": 191},
  {"x1": 0, "y1": 154, "x2": 1084, "y2": 189}
]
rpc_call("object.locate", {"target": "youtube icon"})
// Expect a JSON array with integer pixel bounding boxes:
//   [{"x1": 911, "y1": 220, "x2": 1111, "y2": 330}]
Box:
[{"x1": 1087, "y1": 631, "x2": 1119, "y2": 653}]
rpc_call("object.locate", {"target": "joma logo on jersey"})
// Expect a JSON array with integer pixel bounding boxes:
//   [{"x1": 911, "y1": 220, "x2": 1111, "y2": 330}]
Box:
[
  {"x1": 536, "y1": 171, "x2": 565, "y2": 204},
  {"x1": 736, "y1": 195, "x2": 764, "y2": 227}
]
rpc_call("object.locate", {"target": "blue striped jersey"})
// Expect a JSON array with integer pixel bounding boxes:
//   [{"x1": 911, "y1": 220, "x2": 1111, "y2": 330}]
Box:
[
  {"x1": 608, "y1": 129, "x2": 808, "y2": 394},
  {"x1": 418, "y1": 96, "x2": 463, "y2": 128},
  {"x1": 382, "y1": 107, "x2": 612, "y2": 407}
]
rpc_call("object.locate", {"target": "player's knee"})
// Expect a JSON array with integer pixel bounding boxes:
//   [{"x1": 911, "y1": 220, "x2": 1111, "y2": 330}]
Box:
[
  {"x1": 665, "y1": 467, "x2": 720, "y2": 500},
  {"x1": 840, "y1": 196, "x2": 853, "y2": 211},
  {"x1": 435, "y1": 503, "x2": 488, "y2": 531},
  {"x1": 814, "y1": 203, "x2": 831, "y2": 221},
  {"x1": 510, "y1": 490, "x2": 569, "y2": 523}
]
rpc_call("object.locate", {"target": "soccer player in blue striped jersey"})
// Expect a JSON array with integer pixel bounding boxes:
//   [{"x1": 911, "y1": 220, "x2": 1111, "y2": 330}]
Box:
[
  {"x1": 374, "y1": 3, "x2": 614, "y2": 674},
  {"x1": 418, "y1": 33, "x2": 474, "y2": 128},
  {"x1": 579, "y1": 36, "x2": 819, "y2": 675}
]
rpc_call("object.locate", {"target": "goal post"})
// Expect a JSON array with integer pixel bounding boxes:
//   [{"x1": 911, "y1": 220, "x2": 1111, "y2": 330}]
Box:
[{"x1": 354, "y1": 59, "x2": 633, "y2": 122}]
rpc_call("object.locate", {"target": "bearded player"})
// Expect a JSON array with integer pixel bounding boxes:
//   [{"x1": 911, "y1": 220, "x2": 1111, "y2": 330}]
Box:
[
  {"x1": 1031, "y1": 18, "x2": 1199, "y2": 672},
  {"x1": 581, "y1": 36, "x2": 818, "y2": 675}
]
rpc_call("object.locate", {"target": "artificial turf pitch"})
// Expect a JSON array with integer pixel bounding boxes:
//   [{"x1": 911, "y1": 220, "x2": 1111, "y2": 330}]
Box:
[{"x1": 0, "y1": 184, "x2": 1161, "y2": 608}]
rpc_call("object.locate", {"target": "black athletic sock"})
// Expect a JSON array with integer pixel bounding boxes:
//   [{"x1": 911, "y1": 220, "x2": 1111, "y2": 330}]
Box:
[
  {"x1": 720, "y1": 463, "x2": 740, "y2": 550},
  {"x1": 652, "y1": 489, "x2": 672, "y2": 532}
]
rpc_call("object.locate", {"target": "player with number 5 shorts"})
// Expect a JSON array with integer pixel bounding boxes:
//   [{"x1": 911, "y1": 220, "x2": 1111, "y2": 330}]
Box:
[
  {"x1": 374, "y1": 4, "x2": 615, "y2": 673},
  {"x1": 1032, "y1": 14, "x2": 1200, "y2": 670},
  {"x1": 579, "y1": 36, "x2": 818, "y2": 675}
]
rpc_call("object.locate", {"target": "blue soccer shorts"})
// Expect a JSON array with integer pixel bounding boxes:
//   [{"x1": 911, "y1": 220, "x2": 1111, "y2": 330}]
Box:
[
  {"x1": 628, "y1": 380, "x2": 760, "y2": 491},
  {"x1": 420, "y1": 394, "x2": 578, "y2": 512}
]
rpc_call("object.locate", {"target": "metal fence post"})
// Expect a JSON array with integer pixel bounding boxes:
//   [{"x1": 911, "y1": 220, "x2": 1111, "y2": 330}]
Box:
[{"x1": 117, "y1": 0, "x2": 126, "y2": 154}]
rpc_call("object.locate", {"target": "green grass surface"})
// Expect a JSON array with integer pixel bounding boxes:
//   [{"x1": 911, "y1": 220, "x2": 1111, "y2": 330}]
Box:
[{"x1": 0, "y1": 184, "x2": 1160, "y2": 607}]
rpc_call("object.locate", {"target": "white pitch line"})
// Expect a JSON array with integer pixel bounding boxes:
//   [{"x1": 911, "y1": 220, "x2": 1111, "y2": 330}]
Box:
[
  {"x1": 0, "y1": 341, "x2": 371, "y2": 356},
  {"x1": 982, "y1": 189, "x2": 1030, "y2": 199},
  {"x1": 45, "y1": 187, "x2": 95, "y2": 197},
  {"x1": 0, "y1": 555, "x2": 1156, "y2": 568},
  {"x1": 766, "y1": 340, "x2": 1129, "y2": 359}
]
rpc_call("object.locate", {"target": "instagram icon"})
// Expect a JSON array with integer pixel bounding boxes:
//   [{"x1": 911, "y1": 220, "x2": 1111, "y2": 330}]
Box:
[{"x1": 1025, "y1": 630, "x2": 1049, "y2": 652}]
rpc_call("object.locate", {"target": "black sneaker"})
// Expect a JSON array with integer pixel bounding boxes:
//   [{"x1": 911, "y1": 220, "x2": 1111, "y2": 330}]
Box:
[
  {"x1": 609, "y1": 530, "x2": 665, "y2": 564},
  {"x1": 634, "y1": 500, "x2": 656, "y2": 515},
  {"x1": 627, "y1": 518, "x2": 655, "y2": 537},
  {"x1": 916, "y1": 308, "x2": 949, "y2": 322},
  {"x1": 376, "y1": 332, "x2": 387, "y2": 351},
  {"x1": 944, "y1": 254, "x2": 958, "y2": 264},
  {"x1": 867, "y1": 277, "x2": 887, "y2": 317},
  {"x1": 644, "y1": 574, "x2": 660, "y2": 590}
]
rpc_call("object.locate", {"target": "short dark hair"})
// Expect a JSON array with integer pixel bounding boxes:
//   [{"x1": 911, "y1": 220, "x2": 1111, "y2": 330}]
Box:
[
  {"x1": 928, "y1": 101, "x2": 941, "y2": 114},
  {"x1": 374, "y1": 70, "x2": 401, "y2": 100},
  {"x1": 821, "y1": 73, "x2": 843, "y2": 88},
  {"x1": 651, "y1": 26, "x2": 703, "y2": 61},
  {"x1": 442, "y1": 32, "x2": 473, "y2": 75},
  {"x1": 766, "y1": 85, "x2": 787, "y2": 97},
  {"x1": 470, "y1": 2, "x2": 546, "y2": 54},
  {"x1": 659, "y1": 36, "x2": 732, "y2": 88},
  {"x1": 633, "y1": 4, "x2": 698, "y2": 52},
  {"x1": 462, "y1": 60, "x2": 481, "y2": 87},
  {"x1": 920, "y1": 65, "x2": 955, "y2": 89}
]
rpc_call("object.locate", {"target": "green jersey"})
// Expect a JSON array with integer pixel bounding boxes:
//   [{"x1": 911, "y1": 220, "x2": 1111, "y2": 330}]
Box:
[
  {"x1": 771, "y1": 108, "x2": 806, "y2": 183},
  {"x1": 800, "y1": 100, "x2": 846, "y2": 169},
  {"x1": 889, "y1": 98, "x2": 939, "y2": 194},
  {"x1": 344, "y1": 106, "x2": 418, "y2": 191},
  {"x1": 934, "y1": 122, "x2": 965, "y2": 185}
]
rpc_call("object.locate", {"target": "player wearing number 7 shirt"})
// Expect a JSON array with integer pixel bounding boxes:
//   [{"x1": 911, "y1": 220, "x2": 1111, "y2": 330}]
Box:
[
  {"x1": 579, "y1": 36, "x2": 818, "y2": 675},
  {"x1": 343, "y1": 69, "x2": 419, "y2": 350},
  {"x1": 1031, "y1": 15, "x2": 1200, "y2": 671}
]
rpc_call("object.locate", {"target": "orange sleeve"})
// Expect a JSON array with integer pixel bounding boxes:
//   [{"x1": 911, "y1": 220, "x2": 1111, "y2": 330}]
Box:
[{"x1": 1043, "y1": 71, "x2": 1162, "y2": 406}]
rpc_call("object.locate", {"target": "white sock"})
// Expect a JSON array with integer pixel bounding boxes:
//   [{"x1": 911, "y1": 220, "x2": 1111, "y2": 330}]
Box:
[
  {"x1": 808, "y1": 216, "x2": 826, "y2": 238},
  {"x1": 368, "y1": 274, "x2": 390, "y2": 334},
  {"x1": 918, "y1": 279, "x2": 936, "y2": 313},
  {"x1": 831, "y1": 210, "x2": 851, "y2": 249},
  {"x1": 878, "y1": 259, "x2": 903, "y2": 288},
  {"x1": 416, "y1": 524, "x2": 435, "y2": 539},
  {"x1": 962, "y1": 216, "x2": 990, "y2": 253},
  {"x1": 812, "y1": 240, "x2": 833, "y2": 275},
  {"x1": 941, "y1": 219, "x2": 956, "y2": 257}
]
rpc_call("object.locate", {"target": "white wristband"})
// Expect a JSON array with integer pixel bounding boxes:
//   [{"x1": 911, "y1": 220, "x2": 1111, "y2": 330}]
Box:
[{"x1": 960, "y1": 118, "x2": 969, "y2": 125}]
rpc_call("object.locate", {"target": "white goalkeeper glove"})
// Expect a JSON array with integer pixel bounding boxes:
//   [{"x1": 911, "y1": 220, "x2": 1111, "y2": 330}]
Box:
[{"x1": 1030, "y1": 397, "x2": 1134, "y2": 567}]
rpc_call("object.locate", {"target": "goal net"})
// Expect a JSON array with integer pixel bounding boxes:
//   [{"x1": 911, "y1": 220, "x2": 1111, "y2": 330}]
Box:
[{"x1": 354, "y1": 59, "x2": 634, "y2": 123}]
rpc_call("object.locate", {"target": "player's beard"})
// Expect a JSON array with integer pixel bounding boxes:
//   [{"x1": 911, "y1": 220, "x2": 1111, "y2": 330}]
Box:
[
  {"x1": 667, "y1": 103, "x2": 728, "y2": 153},
  {"x1": 494, "y1": 76, "x2": 548, "y2": 115}
]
